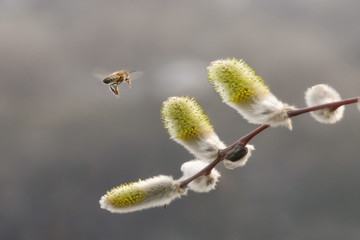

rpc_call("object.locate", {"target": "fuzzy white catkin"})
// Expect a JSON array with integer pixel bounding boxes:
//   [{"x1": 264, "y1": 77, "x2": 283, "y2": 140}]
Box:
[
  {"x1": 305, "y1": 84, "x2": 344, "y2": 124},
  {"x1": 175, "y1": 133, "x2": 227, "y2": 162},
  {"x1": 223, "y1": 145, "x2": 255, "y2": 169},
  {"x1": 99, "y1": 175, "x2": 184, "y2": 213},
  {"x1": 227, "y1": 93, "x2": 294, "y2": 130},
  {"x1": 207, "y1": 59, "x2": 295, "y2": 130},
  {"x1": 161, "y1": 96, "x2": 227, "y2": 162},
  {"x1": 179, "y1": 160, "x2": 220, "y2": 193}
]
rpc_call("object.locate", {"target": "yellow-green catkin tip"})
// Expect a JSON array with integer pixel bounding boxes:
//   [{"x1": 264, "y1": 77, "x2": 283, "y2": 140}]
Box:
[
  {"x1": 207, "y1": 58, "x2": 269, "y2": 103},
  {"x1": 105, "y1": 182, "x2": 145, "y2": 207},
  {"x1": 161, "y1": 96, "x2": 214, "y2": 140}
]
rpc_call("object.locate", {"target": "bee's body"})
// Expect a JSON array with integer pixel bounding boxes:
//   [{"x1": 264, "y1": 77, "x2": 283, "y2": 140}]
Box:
[{"x1": 103, "y1": 70, "x2": 131, "y2": 96}]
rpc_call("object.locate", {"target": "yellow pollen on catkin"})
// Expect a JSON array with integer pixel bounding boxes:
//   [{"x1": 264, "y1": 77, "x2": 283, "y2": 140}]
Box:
[
  {"x1": 207, "y1": 58, "x2": 269, "y2": 103},
  {"x1": 161, "y1": 96, "x2": 214, "y2": 140},
  {"x1": 105, "y1": 182, "x2": 145, "y2": 207},
  {"x1": 230, "y1": 88, "x2": 256, "y2": 102}
]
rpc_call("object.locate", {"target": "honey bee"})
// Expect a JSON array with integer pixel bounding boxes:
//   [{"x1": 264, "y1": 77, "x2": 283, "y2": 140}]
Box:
[{"x1": 100, "y1": 70, "x2": 142, "y2": 96}]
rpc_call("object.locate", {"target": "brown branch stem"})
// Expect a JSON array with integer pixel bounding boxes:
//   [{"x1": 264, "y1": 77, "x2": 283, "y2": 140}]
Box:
[
  {"x1": 287, "y1": 97, "x2": 358, "y2": 117},
  {"x1": 179, "y1": 155, "x2": 224, "y2": 188},
  {"x1": 179, "y1": 96, "x2": 358, "y2": 189}
]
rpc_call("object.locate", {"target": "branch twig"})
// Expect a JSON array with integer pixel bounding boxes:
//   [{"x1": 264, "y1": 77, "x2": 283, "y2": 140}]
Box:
[{"x1": 179, "y1": 97, "x2": 358, "y2": 189}]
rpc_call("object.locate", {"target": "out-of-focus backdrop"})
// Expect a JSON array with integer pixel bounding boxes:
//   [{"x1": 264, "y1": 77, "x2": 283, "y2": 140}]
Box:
[{"x1": 1, "y1": 0, "x2": 359, "y2": 239}]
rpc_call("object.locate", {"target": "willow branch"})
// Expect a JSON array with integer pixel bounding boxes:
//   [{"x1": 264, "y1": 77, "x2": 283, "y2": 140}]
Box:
[
  {"x1": 287, "y1": 97, "x2": 358, "y2": 117},
  {"x1": 179, "y1": 97, "x2": 358, "y2": 189}
]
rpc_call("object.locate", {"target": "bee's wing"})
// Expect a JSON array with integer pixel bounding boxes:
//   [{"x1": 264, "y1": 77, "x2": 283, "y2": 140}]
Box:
[{"x1": 129, "y1": 71, "x2": 143, "y2": 81}]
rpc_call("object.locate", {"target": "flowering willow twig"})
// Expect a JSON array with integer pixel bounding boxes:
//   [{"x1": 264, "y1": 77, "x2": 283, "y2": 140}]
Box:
[{"x1": 179, "y1": 97, "x2": 358, "y2": 189}]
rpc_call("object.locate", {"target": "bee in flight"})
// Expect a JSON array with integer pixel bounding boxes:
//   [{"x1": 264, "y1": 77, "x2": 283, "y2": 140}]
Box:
[{"x1": 102, "y1": 70, "x2": 142, "y2": 96}]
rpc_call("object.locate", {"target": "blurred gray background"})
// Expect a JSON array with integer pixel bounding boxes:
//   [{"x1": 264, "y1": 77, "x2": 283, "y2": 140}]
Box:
[{"x1": 0, "y1": 0, "x2": 359, "y2": 239}]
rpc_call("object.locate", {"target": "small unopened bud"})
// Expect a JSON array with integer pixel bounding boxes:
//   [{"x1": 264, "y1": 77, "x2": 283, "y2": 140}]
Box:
[
  {"x1": 305, "y1": 84, "x2": 344, "y2": 124},
  {"x1": 179, "y1": 160, "x2": 220, "y2": 193},
  {"x1": 223, "y1": 144, "x2": 254, "y2": 169},
  {"x1": 162, "y1": 96, "x2": 226, "y2": 161},
  {"x1": 99, "y1": 175, "x2": 185, "y2": 213},
  {"x1": 207, "y1": 59, "x2": 294, "y2": 129}
]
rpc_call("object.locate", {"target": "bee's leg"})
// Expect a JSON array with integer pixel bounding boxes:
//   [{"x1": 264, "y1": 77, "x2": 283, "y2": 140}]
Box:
[
  {"x1": 110, "y1": 84, "x2": 119, "y2": 95},
  {"x1": 125, "y1": 79, "x2": 132, "y2": 88}
]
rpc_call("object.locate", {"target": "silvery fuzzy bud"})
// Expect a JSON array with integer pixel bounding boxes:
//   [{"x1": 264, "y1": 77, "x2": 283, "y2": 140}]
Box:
[
  {"x1": 305, "y1": 84, "x2": 344, "y2": 124},
  {"x1": 207, "y1": 58, "x2": 294, "y2": 129},
  {"x1": 99, "y1": 175, "x2": 185, "y2": 213},
  {"x1": 161, "y1": 96, "x2": 226, "y2": 161},
  {"x1": 179, "y1": 160, "x2": 220, "y2": 193}
]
